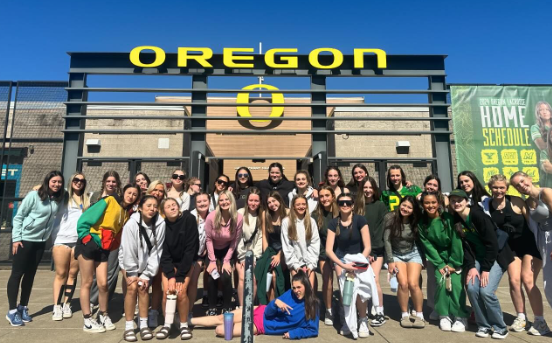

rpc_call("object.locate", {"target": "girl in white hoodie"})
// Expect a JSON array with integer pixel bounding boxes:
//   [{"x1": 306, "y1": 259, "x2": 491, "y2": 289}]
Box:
[
  {"x1": 120, "y1": 195, "x2": 166, "y2": 342},
  {"x1": 288, "y1": 170, "x2": 318, "y2": 214},
  {"x1": 281, "y1": 194, "x2": 320, "y2": 288}
]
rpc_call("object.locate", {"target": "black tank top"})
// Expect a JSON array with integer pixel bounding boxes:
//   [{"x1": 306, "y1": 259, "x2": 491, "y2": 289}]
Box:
[
  {"x1": 489, "y1": 197, "x2": 525, "y2": 239},
  {"x1": 268, "y1": 225, "x2": 282, "y2": 251}
]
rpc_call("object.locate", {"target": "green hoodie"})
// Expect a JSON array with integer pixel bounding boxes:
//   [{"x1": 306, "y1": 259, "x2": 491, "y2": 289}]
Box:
[{"x1": 12, "y1": 191, "x2": 61, "y2": 243}]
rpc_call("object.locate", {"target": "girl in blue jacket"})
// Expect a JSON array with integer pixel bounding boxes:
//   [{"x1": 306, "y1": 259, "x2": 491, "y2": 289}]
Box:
[
  {"x1": 6, "y1": 170, "x2": 64, "y2": 326},
  {"x1": 191, "y1": 270, "x2": 319, "y2": 339}
]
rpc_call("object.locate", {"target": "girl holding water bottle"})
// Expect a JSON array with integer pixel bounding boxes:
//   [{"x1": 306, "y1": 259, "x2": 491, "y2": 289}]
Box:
[
  {"x1": 418, "y1": 191, "x2": 468, "y2": 333},
  {"x1": 383, "y1": 196, "x2": 424, "y2": 328}
]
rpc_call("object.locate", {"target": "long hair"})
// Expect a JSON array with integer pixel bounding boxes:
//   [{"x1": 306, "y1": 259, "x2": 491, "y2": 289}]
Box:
[
  {"x1": 346, "y1": 164, "x2": 369, "y2": 188},
  {"x1": 287, "y1": 195, "x2": 312, "y2": 241},
  {"x1": 100, "y1": 170, "x2": 122, "y2": 197},
  {"x1": 419, "y1": 191, "x2": 446, "y2": 228},
  {"x1": 323, "y1": 166, "x2": 346, "y2": 189},
  {"x1": 535, "y1": 101, "x2": 552, "y2": 141},
  {"x1": 231, "y1": 167, "x2": 254, "y2": 199},
  {"x1": 355, "y1": 176, "x2": 381, "y2": 216},
  {"x1": 293, "y1": 170, "x2": 313, "y2": 189},
  {"x1": 335, "y1": 193, "x2": 355, "y2": 236},
  {"x1": 135, "y1": 172, "x2": 151, "y2": 187},
  {"x1": 244, "y1": 187, "x2": 263, "y2": 230},
  {"x1": 268, "y1": 162, "x2": 288, "y2": 182},
  {"x1": 423, "y1": 174, "x2": 446, "y2": 209},
  {"x1": 291, "y1": 270, "x2": 319, "y2": 321},
  {"x1": 38, "y1": 170, "x2": 64, "y2": 202},
  {"x1": 137, "y1": 195, "x2": 160, "y2": 251},
  {"x1": 213, "y1": 190, "x2": 238, "y2": 234},
  {"x1": 387, "y1": 196, "x2": 421, "y2": 241},
  {"x1": 315, "y1": 186, "x2": 338, "y2": 230},
  {"x1": 66, "y1": 172, "x2": 90, "y2": 210},
  {"x1": 212, "y1": 174, "x2": 230, "y2": 197},
  {"x1": 386, "y1": 165, "x2": 406, "y2": 191},
  {"x1": 170, "y1": 169, "x2": 187, "y2": 195},
  {"x1": 122, "y1": 183, "x2": 141, "y2": 209},
  {"x1": 457, "y1": 170, "x2": 489, "y2": 203},
  {"x1": 264, "y1": 191, "x2": 287, "y2": 234}
]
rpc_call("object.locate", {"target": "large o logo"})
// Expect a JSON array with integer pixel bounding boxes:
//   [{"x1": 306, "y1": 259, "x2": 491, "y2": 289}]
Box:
[{"x1": 236, "y1": 84, "x2": 284, "y2": 123}]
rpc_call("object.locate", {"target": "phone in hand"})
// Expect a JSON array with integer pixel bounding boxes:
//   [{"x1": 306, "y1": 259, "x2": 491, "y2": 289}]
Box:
[{"x1": 353, "y1": 262, "x2": 369, "y2": 270}]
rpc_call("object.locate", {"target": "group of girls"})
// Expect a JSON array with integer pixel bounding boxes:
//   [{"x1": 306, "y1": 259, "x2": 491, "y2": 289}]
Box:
[{"x1": 6, "y1": 162, "x2": 552, "y2": 341}]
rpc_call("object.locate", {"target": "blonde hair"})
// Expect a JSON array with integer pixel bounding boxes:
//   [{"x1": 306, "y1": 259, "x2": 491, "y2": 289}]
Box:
[
  {"x1": 487, "y1": 174, "x2": 509, "y2": 189},
  {"x1": 316, "y1": 186, "x2": 338, "y2": 230},
  {"x1": 214, "y1": 190, "x2": 238, "y2": 234},
  {"x1": 159, "y1": 197, "x2": 179, "y2": 218},
  {"x1": 146, "y1": 180, "x2": 167, "y2": 199},
  {"x1": 67, "y1": 172, "x2": 90, "y2": 210},
  {"x1": 287, "y1": 194, "x2": 313, "y2": 241}
]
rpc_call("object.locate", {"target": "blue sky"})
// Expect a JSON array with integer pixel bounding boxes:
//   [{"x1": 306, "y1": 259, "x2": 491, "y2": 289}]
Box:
[{"x1": 2, "y1": 0, "x2": 551, "y2": 99}]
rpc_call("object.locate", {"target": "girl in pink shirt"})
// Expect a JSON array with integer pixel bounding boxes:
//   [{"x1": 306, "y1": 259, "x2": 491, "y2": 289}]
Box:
[{"x1": 204, "y1": 190, "x2": 243, "y2": 315}]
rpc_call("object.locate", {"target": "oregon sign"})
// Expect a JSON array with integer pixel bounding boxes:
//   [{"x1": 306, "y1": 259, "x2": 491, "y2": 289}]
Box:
[{"x1": 129, "y1": 46, "x2": 387, "y2": 69}]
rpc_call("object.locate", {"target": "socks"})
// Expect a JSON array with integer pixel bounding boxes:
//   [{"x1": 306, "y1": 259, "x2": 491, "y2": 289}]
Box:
[
  {"x1": 376, "y1": 306, "x2": 384, "y2": 314},
  {"x1": 402, "y1": 312, "x2": 409, "y2": 318},
  {"x1": 126, "y1": 320, "x2": 134, "y2": 330},
  {"x1": 139, "y1": 317, "x2": 148, "y2": 329},
  {"x1": 181, "y1": 322, "x2": 188, "y2": 329},
  {"x1": 518, "y1": 313, "x2": 526, "y2": 320},
  {"x1": 416, "y1": 312, "x2": 424, "y2": 320},
  {"x1": 326, "y1": 308, "x2": 332, "y2": 315},
  {"x1": 9, "y1": 309, "x2": 17, "y2": 314}
]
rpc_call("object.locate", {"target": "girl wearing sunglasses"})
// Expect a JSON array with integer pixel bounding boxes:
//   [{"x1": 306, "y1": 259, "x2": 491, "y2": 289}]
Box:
[
  {"x1": 209, "y1": 174, "x2": 230, "y2": 212},
  {"x1": 312, "y1": 185, "x2": 338, "y2": 326},
  {"x1": 281, "y1": 195, "x2": 320, "y2": 288},
  {"x1": 383, "y1": 196, "x2": 425, "y2": 328},
  {"x1": 288, "y1": 170, "x2": 318, "y2": 214},
  {"x1": 354, "y1": 177, "x2": 388, "y2": 326},
  {"x1": 326, "y1": 193, "x2": 371, "y2": 338},
  {"x1": 167, "y1": 169, "x2": 190, "y2": 211},
  {"x1": 51, "y1": 173, "x2": 90, "y2": 321},
  {"x1": 231, "y1": 167, "x2": 254, "y2": 209}
]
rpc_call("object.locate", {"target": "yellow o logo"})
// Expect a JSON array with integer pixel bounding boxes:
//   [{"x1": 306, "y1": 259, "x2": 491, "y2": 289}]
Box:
[
  {"x1": 236, "y1": 84, "x2": 284, "y2": 122},
  {"x1": 129, "y1": 46, "x2": 166, "y2": 67}
]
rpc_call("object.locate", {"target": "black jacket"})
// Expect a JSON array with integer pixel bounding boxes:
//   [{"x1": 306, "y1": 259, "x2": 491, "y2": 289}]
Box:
[
  {"x1": 256, "y1": 178, "x2": 295, "y2": 203},
  {"x1": 457, "y1": 206, "x2": 514, "y2": 272},
  {"x1": 160, "y1": 211, "x2": 199, "y2": 282}
]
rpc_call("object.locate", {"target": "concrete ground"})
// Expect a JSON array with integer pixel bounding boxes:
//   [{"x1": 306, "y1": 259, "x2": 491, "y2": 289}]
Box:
[{"x1": 0, "y1": 268, "x2": 550, "y2": 343}]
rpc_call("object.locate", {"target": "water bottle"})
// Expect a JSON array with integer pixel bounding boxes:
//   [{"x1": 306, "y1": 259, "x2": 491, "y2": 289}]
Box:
[
  {"x1": 165, "y1": 293, "x2": 177, "y2": 325},
  {"x1": 223, "y1": 312, "x2": 234, "y2": 340},
  {"x1": 445, "y1": 268, "x2": 452, "y2": 292},
  {"x1": 342, "y1": 275, "x2": 355, "y2": 306},
  {"x1": 389, "y1": 268, "x2": 398, "y2": 292},
  {"x1": 266, "y1": 268, "x2": 273, "y2": 293}
]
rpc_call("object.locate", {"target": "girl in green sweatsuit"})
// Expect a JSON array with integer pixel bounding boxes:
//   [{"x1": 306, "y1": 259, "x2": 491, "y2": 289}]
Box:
[{"x1": 418, "y1": 191, "x2": 468, "y2": 332}]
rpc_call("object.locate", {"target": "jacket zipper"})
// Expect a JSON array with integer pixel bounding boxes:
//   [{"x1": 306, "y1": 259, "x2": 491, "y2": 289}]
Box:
[{"x1": 42, "y1": 199, "x2": 53, "y2": 241}]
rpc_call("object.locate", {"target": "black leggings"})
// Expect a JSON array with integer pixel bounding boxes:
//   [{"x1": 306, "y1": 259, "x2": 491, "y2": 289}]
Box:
[
  {"x1": 207, "y1": 247, "x2": 233, "y2": 309},
  {"x1": 7, "y1": 241, "x2": 46, "y2": 309}
]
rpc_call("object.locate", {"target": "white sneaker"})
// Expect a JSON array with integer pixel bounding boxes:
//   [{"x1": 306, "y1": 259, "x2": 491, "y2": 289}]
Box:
[
  {"x1": 358, "y1": 318, "x2": 370, "y2": 338},
  {"x1": 451, "y1": 318, "x2": 466, "y2": 333},
  {"x1": 528, "y1": 319, "x2": 551, "y2": 336},
  {"x1": 439, "y1": 317, "x2": 452, "y2": 332},
  {"x1": 99, "y1": 313, "x2": 116, "y2": 331},
  {"x1": 52, "y1": 305, "x2": 63, "y2": 321},
  {"x1": 83, "y1": 319, "x2": 106, "y2": 333},
  {"x1": 491, "y1": 331, "x2": 508, "y2": 339},
  {"x1": 511, "y1": 317, "x2": 526, "y2": 332},
  {"x1": 148, "y1": 309, "x2": 159, "y2": 328},
  {"x1": 62, "y1": 303, "x2": 72, "y2": 319},
  {"x1": 429, "y1": 310, "x2": 439, "y2": 321},
  {"x1": 324, "y1": 310, "x2": 333, "y2": 326}
]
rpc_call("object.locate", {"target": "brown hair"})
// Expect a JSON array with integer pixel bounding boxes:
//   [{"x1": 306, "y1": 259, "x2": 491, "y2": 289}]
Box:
[
  {"x1": 264, "y1": 191, "x2": 287, "y2": 234},
  {"x1": 315, "y1": 186, "x2": 338, "y2": 230}
]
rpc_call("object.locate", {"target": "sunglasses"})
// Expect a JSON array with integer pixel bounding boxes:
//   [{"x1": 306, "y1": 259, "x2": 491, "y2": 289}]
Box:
[
  {"x1": 193, "y1": 183, "x2": 202, "y2": 187},
  {"x1": 216, "y1": 179, "x2": 228, "y2": 185},
  {"x1": 338, "y1": 200, "x2": 353, "y2": 207},
  {"x1": 72, "y1": 178, "x2": 85, "y2": 184},
  {"x1": 172, "y1": 174, "x2": 186, "y2": 181},
  {"x1": 238, "y1": 173, "x2": 249, "y2": 179}
]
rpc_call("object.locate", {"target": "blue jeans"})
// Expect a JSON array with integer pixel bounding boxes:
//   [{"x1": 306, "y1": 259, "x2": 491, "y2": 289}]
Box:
[{"x1": 466, "y1": 260, "x2": 507, "y2": 333}]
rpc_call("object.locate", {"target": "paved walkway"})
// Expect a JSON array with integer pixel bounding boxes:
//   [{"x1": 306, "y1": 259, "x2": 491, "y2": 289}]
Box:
[{"x1": 0, "y1": 269, "x2": 550, "y2": 343}]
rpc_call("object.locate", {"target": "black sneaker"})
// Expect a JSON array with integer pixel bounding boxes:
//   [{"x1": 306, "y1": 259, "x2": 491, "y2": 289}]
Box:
[
  {"x1": 206, "y1": 308, "x2": 217, "y2": 316},
  {"x1": 216, "y1": 296, "x2": 223, "y2": 308},
  {"x1": 201, "y1": 296, "x2": 209, "y2": 308},
  {"x1": 371, "y1": 313, "x2": 386, "y2": 327}
]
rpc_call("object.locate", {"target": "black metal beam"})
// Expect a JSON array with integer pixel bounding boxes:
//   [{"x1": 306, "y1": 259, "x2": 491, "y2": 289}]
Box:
[
  {"x1": 62, "y1": 129, "x2": 452, "y2": 135},
  {"x1": 61, "y1": 115, "x2": 451, "y2": 121},
  {"x1": 64, "y1": 101, "x2": 444, "y2": 107}
]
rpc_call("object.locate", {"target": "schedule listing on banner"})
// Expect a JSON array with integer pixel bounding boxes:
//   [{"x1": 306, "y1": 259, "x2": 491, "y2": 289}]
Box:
[{"x1": 451, "y1": 85, "x2": 552, "y2": 193}]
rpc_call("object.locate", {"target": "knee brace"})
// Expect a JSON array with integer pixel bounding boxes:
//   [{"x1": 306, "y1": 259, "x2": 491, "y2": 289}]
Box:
[{"x1": 64, "y1": 279, "x2": 77, "y2": 304}]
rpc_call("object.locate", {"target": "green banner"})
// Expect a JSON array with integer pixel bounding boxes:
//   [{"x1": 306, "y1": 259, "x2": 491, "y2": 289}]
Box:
[{"x1": 451, "y1": 85, "x2": 552, "y2": 193}]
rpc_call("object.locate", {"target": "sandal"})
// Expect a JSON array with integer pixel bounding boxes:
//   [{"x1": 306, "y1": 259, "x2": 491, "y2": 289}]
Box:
[
  {"x1": 140, "y1": 327, "x2": 154, "y2": 340},
  {"x1": 180, "y1": 327, "x2": 193, "y2": 340},
  {"x1": 156, "y1": 326, "x2": 170, "y2": 340},
  {"x1": 124, "y1": 329, "x2": 138, "y2": 342}
]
